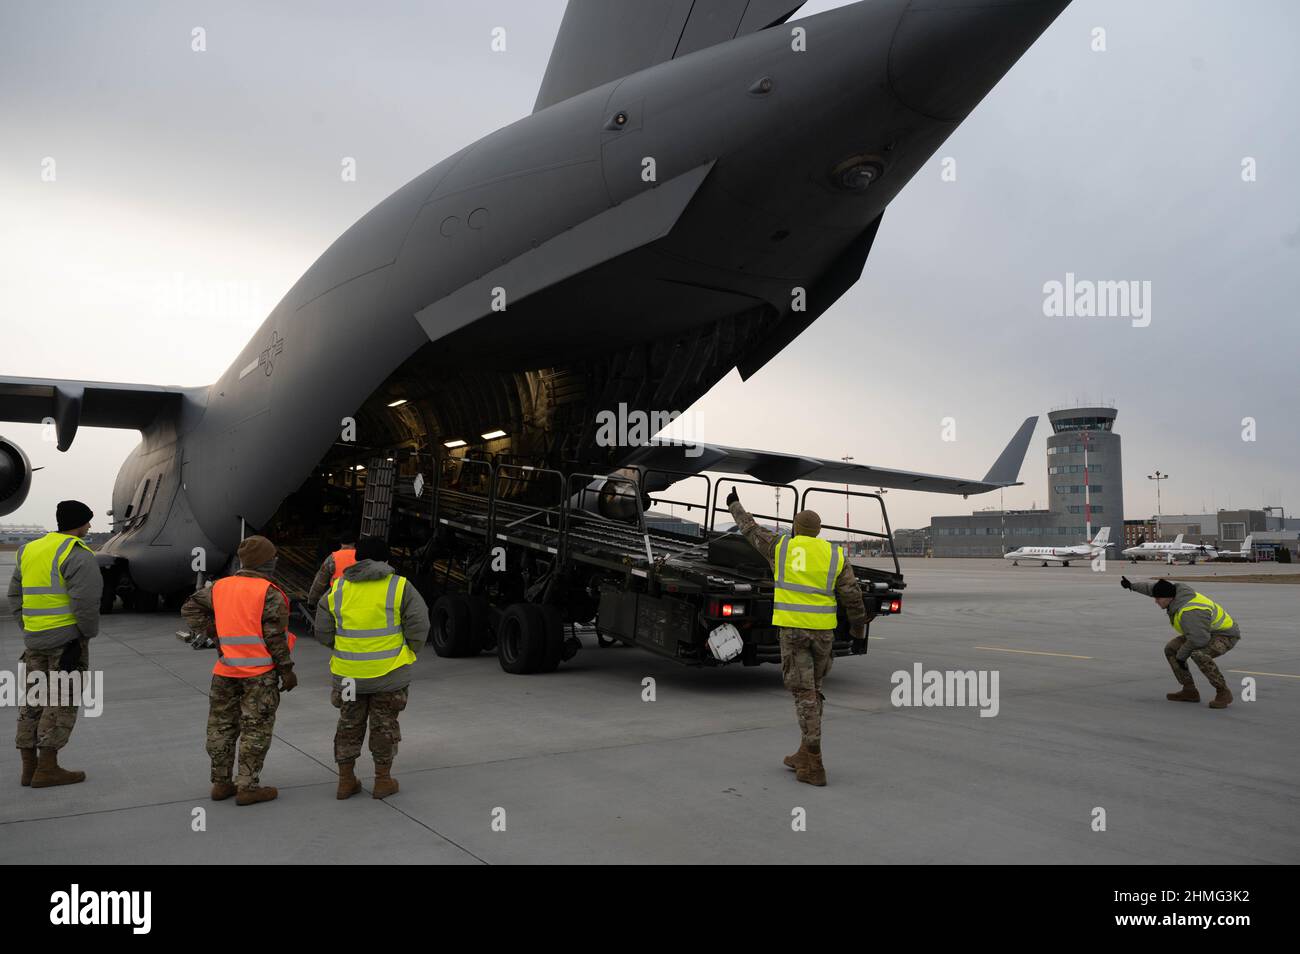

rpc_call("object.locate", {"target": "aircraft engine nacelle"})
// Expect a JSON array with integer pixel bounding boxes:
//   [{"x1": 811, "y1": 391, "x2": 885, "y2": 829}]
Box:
[{"x1": 0, "y1": 437, "x2": 33, "y2": 517}]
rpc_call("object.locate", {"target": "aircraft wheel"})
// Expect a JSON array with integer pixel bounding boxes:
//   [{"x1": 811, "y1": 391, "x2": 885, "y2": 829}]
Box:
[
  {"x1": 1041, "y1": 562, "x2": 1048, "y2": 567},
  {"x1": 1012, "y1": 561, "x2": 1018, "y2": 566},
  {"x1": 1062, "y1": 562, "x2": 1070, "y2": 567},
  {"x1": 430, "y1": 594, "x2": 479, "y2": 657},
  {"x1": 497, "y1": 603, "x2": 547, "y2": 674}
]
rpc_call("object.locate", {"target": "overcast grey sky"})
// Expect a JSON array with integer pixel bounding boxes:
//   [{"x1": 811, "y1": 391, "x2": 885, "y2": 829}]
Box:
[{"x1": 1, "y1": 0, "x2": 1297, "y2": 532}]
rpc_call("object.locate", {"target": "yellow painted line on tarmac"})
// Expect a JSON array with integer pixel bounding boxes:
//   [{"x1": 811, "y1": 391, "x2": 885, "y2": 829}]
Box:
[
  {"x1": 1229, "y1": 669, "x2": 1300, "y2": 680},
  {"x1": 974, "y1": 645, "x2": 1093, "y2": 660}
]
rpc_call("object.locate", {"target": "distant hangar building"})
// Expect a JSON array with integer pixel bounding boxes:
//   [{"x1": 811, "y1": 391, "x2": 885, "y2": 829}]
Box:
[{"x1": 931, "y1": 406, "x2": 1125, "y2": 557}]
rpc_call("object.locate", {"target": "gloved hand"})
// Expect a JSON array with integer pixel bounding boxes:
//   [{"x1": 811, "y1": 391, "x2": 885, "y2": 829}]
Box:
[
  {"x1": 726, "y1": 486, "x2": 739, "y2": 507},
  {"x1": 278, "y1": 667, "x2": 298, "y2": 692},
  {"x1": 57, "y1": 640, "x2": 81, "y2": 673},
  {"x1": 1120, "y1": 576, "x2": 1132, "y2": 589},
  {"x1": 851, "y1": 638, "x2": 868, "y2": 655}
]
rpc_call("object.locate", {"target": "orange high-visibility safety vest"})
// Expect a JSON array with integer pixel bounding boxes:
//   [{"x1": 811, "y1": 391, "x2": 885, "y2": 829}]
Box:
[
  {"x1": 211, "y1": 576, "x2": 297, "y2": 678},
  {"x1": 331, "y1": 548, "x2": 357, "y2": 581}
]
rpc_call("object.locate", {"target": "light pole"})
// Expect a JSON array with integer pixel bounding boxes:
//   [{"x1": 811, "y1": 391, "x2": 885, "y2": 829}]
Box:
[
  {"x1": 1000, "y1": 487, "x2": 1006, "y2": 555},
  {"x1": 841, "y1": 455, "x2": 854, "y2": 552},
  {"x1": 1148, "y1": 470, "x2": 1169, "y2": 540}
]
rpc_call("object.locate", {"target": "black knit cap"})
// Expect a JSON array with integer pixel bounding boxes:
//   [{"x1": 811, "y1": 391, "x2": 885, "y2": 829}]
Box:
[
  {"x1": 1152, "y1": 579, "x2": 1176, "y2": 599},
  {"x1": 56, "y1": 500, "x2": 93, "y2": 532},
  {"x1": 355, "y1": 536, "x2": 389, "y2": 562}
]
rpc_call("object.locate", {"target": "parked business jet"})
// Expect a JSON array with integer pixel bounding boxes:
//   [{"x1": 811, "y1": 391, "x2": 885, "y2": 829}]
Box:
[
  {"x1": 1004, "y1": 527, "x2": 1112, "y2": 566},
  {"x1": 1121, "y1": 533, "x2": 1217, "y2": 564}
]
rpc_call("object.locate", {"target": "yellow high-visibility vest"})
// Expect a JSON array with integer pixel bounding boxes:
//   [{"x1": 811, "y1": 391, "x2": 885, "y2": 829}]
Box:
[
  {"x1": 20, "y1": 531, "x2": 93, "y2": 633},
  {"x1": 327, "y1": 573, "x2": 417, "y2": 679},
  {"x1": 772, "y1": 535, "x2": 844, "y2": 630},
  {"x1": 1172, "y1": 592, "x2": 1235, "y2": 636}
]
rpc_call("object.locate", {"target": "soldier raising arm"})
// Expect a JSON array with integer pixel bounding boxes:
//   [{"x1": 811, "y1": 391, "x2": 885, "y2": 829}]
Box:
[
  {"x1": 1121, "y1": 575, "x2": 1241, "y2": 709},
  {"x1": 726, "y1": 486, "x2": 867, "y2": 787}
]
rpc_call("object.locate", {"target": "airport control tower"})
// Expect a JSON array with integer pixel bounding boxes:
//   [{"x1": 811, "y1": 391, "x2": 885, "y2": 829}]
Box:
[{"x1": 1045, "y1": 406, "x2": 1124, "y2": 546}]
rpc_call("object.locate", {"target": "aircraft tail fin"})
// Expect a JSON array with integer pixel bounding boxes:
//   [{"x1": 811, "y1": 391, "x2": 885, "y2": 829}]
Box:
[
  {"x1": 981, "y1": 416, "x2": 1039, "y2": 485},
  {"x1": 1091, "y1": 526, "x2": 1110, "y2": 547},
  {"x1": 1173, "y1": 533, "x2": 1184, "y2": 546},
  {"x1": 534, "y1": 1, "x2": 808, "y2": 112},
  {"x1": 1242, "y1": 534, "x2": 1253, "y2": 552}
]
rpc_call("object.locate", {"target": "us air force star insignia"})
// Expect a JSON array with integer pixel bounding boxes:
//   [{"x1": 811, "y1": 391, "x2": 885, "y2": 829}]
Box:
[{"x1": 260, "y1": 331, "x2": 285, "y2": 376}]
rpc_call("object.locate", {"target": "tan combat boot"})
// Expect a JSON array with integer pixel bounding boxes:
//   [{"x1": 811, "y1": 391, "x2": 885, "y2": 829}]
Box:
[
  {"x1": 796, "y1": 744, "x2": 827, "y2": 787},
  {"x1": 210, "y1": 781, "x2": 237, "y2": 800},
  {"x1": 30, "y1": 747, "x2": 86, "y2": 787},
  {"x1": 1208, "y1": 688, "x2": 1233, "y2": 709},
  {"x1": 235, "y1": 785, "x2": 278, "y2": 805},
  {"x1": 783, "y1": 742, "x2": 809, "y2": 772},
  {"x1": 372, "y1": 762, "x2": 399, "y2": 799},
  {"x1": 1166, "y1": 686, "x2": 1200, "y2": 703},
  {"x1": 20, "y1": 747, "x2": 36, "y2": 786},
  {"x1": 337, "y1": 760, "x2": 362, "y2": 800}
]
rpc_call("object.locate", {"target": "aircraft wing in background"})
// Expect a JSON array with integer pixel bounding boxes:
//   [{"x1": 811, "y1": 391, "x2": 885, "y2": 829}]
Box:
[
  {"x1": 0, "y1": 375, "x2": 191, "y2": 451},
  {"x1": 619, "y1": 416, "x2": 1038, "y2": 496}
]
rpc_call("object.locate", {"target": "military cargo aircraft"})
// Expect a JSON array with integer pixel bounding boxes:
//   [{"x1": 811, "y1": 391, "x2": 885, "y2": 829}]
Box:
[{"x1": 1, "y1": 0, "x2": 1071, "y2": 611}]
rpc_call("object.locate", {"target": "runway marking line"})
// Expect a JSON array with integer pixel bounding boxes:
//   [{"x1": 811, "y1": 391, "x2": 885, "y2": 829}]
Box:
[
  {"x1": 974, "y1": 645, "x2": 1093, "y2": 660},
  {"x1": 1229, "y1": 669, "x2": 1300, "y2": 679}
]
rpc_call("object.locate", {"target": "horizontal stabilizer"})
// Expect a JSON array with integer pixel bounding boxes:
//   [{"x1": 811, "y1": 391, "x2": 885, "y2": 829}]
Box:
[
  {"x1": 0, "y1": 375, "x2": 190, "y2": 451},
  {"x1": 416, "y1": 161, "x2": 715, "y2": 344},
  {"x1": 620, "y1": 415, "x2": 1039, "y2": 496}
]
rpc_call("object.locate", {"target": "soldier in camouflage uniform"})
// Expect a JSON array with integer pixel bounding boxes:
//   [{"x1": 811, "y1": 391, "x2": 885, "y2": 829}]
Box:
[
  {"x1": 1122, "y1": 576, "x2": 1241, "y2": 708},
  {"x1": 181, "y1": 536, "x2": 297, "y2": 804},
  {"x1": 306, "y1": 534, "x2": 356, "y2": 610},
  {"x1": 9, "y1": 500, "x2": 101, "y2": 788},
  {"x1": 314, "y1": 536, "x2": 428, "y2": 800},
  {"x1": 728, "y1": 489, "x2": 867, "y2": 786}
]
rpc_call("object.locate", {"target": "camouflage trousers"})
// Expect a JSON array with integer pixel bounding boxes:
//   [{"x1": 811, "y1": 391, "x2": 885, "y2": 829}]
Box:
[
  {"x1": 1166, "y1": 633, "x2": 1239, "y2": 692},
  {"x1": 207, "y1": 672, "x2": 280, "y2": 787},
  {"x1": 332, "y1": 686, "x2": 408, "y2": 766},
  {"x1": 779, "y1": 630, "x2": 835, "y2": 745},
  {"x1": 15, "y1": 642, "x2": 88, "y2": 751}
]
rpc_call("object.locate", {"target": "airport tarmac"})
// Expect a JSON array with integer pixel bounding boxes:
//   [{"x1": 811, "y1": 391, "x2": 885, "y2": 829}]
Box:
[{"x1": 1, "y1": 553, "x2": 1297, "y2": 865}]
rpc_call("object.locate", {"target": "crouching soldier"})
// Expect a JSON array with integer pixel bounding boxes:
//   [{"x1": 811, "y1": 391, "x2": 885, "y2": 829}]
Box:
[
  {"x1": 1121, "y1": 576, "x2": 1241, "y2": 708},
  {"x1": 182, "y1": 536, "x2": 297, "y2": 804},
  {"x1": 314, "y1": 536, "x2": 428, "y2": 799}
]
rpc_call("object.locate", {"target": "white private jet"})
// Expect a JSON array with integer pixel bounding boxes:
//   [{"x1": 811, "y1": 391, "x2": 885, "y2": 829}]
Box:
[
  {"x1": 1005, "y1": 527, "x2": 1112, "y2": 566},
  {"x1": 1213, "y1": 535, "x2": 1254, "y2": 561},
  {"x1": 1121, "y1": 533, "x2": 1218, "y2": 564}
]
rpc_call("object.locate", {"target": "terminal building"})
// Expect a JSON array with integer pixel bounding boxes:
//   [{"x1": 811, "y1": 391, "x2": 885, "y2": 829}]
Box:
[
  {"x1": 0, "y1": 524, "x2": 46, "y2": 546},
  {"x1": 931, "y1": 406, "x2": 1125, "y2": 557}
]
